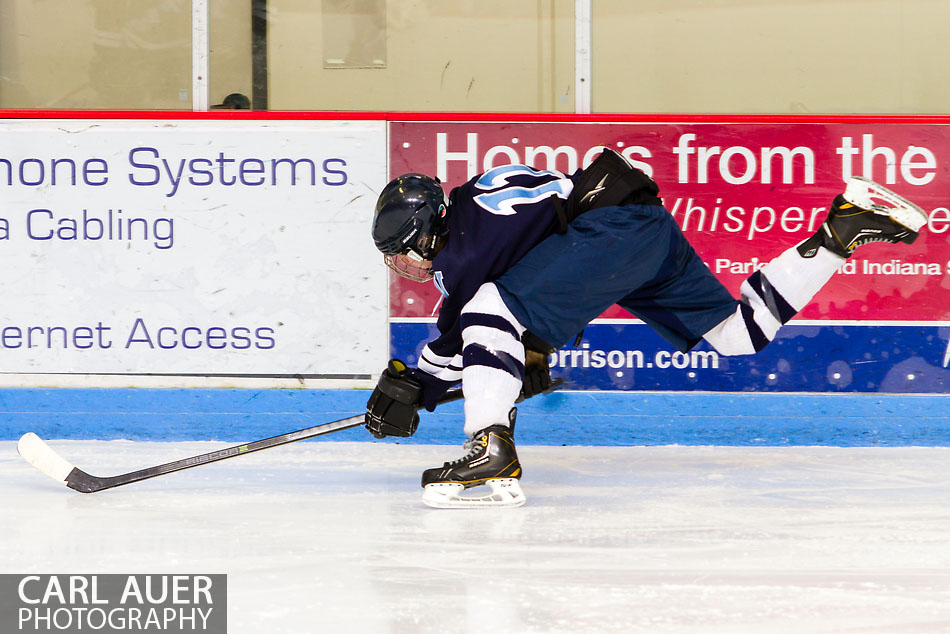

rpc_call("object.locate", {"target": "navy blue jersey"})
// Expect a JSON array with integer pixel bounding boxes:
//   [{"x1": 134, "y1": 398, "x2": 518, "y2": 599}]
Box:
[{"x1": 417, "y1": 165, "x2": 574, "y2": 380}]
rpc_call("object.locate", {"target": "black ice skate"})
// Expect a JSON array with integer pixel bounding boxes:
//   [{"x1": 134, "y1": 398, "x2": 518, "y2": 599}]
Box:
[
  {"x1": 797, "y1": 176, "x2": 928, "y2": 259},
  {"x1": 421, "y1": 409, "x2": 525, "y2": 509}
]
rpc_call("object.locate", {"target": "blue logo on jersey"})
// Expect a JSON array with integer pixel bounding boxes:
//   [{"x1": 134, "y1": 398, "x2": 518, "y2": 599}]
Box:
[
  {"x1": 474, "y1": 181, "x2": 572, "y2": 216},
  {"x1": 433, "y1": 271, "x2": 449, "y2": 299},
  {"x1": 474, "y1": 164, "x2": 564, "y2": 189},
  {"x1": 472, "y1": 165, "x2": 573, "y2": 216}
]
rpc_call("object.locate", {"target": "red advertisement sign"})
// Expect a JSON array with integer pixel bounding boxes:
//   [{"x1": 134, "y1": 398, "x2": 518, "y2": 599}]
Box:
[{"x1": 389, "y1": 120, "x2": 950, "y2": 322}]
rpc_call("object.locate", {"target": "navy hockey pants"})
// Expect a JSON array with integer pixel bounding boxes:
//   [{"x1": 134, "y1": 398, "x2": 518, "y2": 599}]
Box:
[{"x1": 495, "y1": 203, "x2": 739, "y2": 352}]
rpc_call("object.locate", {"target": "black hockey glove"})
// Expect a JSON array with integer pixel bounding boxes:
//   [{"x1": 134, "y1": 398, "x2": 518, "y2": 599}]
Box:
[
  {"x1": 365, "y1": 359, "x2": 424, "y2": 438},
  {"x1": 521, "y1": 349, "x2": 553, "y2": 400}
]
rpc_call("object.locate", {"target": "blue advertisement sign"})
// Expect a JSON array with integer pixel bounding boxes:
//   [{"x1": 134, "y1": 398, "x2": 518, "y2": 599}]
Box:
[{"x1": 392, "y1": 321, "x2": 950, "y2": 393}]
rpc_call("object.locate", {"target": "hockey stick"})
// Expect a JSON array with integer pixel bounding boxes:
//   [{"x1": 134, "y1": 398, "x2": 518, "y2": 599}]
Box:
[{"x1": 17, "y1": 379, "x2": 563, "y2": 493}]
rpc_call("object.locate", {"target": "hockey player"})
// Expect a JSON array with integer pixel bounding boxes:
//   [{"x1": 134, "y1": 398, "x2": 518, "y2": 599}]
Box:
[{"x1": 364, "y1": 149, "x2": 929, "y2": 509}]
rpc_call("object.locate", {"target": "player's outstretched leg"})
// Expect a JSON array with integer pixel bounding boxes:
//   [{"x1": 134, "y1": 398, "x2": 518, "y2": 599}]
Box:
[
  {"x1": 797, "y1": 176, "x2": 929, "y2": 259},
  {"x1": 704, "y1": 177, "x2": 928, "y2": 356},
  {"x1": 421, "y1": 408, "x2": 525, "y2": 509}
]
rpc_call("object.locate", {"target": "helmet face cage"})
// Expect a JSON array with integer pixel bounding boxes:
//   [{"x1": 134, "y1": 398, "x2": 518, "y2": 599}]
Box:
[{"x1": 384, "y1": 251, "x2": 434, "y2": 283}]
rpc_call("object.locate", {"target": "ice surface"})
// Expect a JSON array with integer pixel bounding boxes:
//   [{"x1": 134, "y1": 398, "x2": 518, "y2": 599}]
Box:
[{"x1": 2, "y1": 440, "x2": 949, "y2": 634}]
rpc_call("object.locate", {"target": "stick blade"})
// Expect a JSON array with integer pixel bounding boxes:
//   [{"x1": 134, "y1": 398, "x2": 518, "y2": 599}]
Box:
[{"x1": 17, "y1": 432, "x2": 77, "y2": 487}]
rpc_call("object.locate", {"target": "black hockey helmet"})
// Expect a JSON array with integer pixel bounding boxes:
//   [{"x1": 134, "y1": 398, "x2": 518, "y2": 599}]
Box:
[{"x1": 372, "y1": 173, "x2": 449, "y2": 259}]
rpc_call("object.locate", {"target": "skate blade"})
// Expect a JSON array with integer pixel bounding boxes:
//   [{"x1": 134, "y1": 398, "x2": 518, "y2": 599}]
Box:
[
  {"x1": 422, "y1": 478, "x2": 526, "y2": 509},
  {"x1": 844, "y1": 176, "x2": 928, "y2": 232}
]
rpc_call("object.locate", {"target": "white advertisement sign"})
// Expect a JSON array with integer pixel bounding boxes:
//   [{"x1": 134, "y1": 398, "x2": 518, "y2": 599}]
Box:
[{"x1": 0, "y1": 119, "x2": 388, "y2": 383}]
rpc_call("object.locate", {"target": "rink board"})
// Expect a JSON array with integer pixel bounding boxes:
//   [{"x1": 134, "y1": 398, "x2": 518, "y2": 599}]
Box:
[
  {"x1": 392, "y1": 322, "x2": 950, "y2": 393},
  {"x1": 0, "y1": 112, "x2": 948, "y2": 394},
  {"x1": 0, "y1": 113, "x2": 948, "y2": 451},
  {"x1": 0, "y1": 117, "x2": 389, "y2": 377},
  {"x1": 0, "y1": 388, "x2": 948, "y2": 446}
]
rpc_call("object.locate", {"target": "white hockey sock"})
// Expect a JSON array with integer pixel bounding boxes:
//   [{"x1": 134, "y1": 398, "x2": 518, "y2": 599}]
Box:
[
  {"x1": 460, "y1": 283, "x2": 526, "y2": 437},
  {"x1": 704, "y1": 245, "x2": 845, "y2": 355},
  {"x1": 758, "y1": 242, "x2": 845, "y2": 310}
]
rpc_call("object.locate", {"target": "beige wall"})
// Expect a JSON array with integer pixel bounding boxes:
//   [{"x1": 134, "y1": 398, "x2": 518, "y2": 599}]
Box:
[
  {"x1": 592, "y1": 0, "x2": 950, "y2": 114},
  {"x1": 1, "y1": 0, "x2": 948, "y2": 113},
  {"x1": 268, "y1": 0, "x2": 575, "y2": 111},
  {"x1": 210, "y1": 0, "x2": 253, "y2": 107}
]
